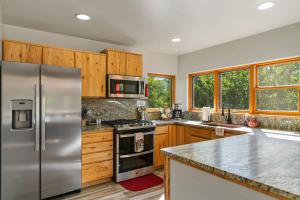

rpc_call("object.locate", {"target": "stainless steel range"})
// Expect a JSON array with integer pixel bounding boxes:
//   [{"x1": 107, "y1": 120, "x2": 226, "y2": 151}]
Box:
[{"x1": 103, "y1": 119, "x2": 156, "y2": 182}]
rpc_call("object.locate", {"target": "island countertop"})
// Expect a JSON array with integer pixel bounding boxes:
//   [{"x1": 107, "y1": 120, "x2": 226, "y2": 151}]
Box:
[{"x1": 162, "y1": 128, "x2": 300, "y2": 200}]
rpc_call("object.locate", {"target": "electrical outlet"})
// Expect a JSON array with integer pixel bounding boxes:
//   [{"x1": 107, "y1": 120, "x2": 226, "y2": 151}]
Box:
[{"x1": 137, "y1": 100, "x2": 146, "y2": 106}]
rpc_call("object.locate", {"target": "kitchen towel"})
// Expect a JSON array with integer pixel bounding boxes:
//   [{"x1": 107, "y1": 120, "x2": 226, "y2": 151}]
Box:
[
  {"x1": 215, "y1": 126, "x2": 224, "y2": 137},
  {"x1": 134, "y1": 132, "x2": 144, "y2": 152}
]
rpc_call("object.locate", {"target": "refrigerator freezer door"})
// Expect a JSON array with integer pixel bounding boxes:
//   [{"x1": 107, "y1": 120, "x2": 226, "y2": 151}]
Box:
[
  {"x1": 41, "y1": 65, "x2": 81, "y2": 199},
  {"x1": 1, "y1": 62, "x2": 40, "y2": 200}
]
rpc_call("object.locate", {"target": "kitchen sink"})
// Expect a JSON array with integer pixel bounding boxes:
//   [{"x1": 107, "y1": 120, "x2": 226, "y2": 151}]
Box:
[{"x1": 205, "y1": 122, "x2": 242, "y2": 128}]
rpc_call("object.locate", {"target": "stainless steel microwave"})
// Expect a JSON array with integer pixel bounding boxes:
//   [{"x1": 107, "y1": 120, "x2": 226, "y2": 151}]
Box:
[{"x1": 108, "y1": 75, "x2": 148, "y2": 98}]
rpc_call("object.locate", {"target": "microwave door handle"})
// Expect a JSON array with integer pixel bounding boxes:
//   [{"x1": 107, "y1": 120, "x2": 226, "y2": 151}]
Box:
[
  {"x1": 138, "y1": 81, "x2": 141, "y2": 96},
  {"x1": 35, "y1": 84, "x2": 40, "y2": 151}
]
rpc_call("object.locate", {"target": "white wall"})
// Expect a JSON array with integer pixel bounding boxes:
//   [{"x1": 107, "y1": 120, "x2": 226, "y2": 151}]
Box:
[
  {"x1": 3, "y1": 24, "x2": 178, "y2": 94},
  {"x1": 178, "y1": 22, "x2": 300, "y2": 110}
]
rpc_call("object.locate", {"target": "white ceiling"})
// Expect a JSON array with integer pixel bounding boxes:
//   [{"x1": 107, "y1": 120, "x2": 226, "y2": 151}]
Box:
[{"x1": 2, "y1": 0, "x2": 300, "y2": 55}]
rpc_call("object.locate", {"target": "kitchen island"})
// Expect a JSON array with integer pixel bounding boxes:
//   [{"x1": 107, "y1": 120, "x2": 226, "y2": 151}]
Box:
[{"x1": 161, "y1": 128, "x2": 300, "y2": 200}]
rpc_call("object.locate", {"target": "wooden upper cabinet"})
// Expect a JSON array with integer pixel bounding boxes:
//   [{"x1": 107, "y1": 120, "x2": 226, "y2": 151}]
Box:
[
  {"x1": 88, "y1": 54, "x2": 106, "y2": 97},
  {"x1": 43, "y1": 47, "x2": 75, "y2": 68},
  {"x1": 75, "y1": 52, "x2": 89, "y2": 97},
  {"x1": 3, "y1": 40, "x2": 42, "y2": 64},
  {"x1": 75, "y1": 52, "x2": 107, "y2": 97},
  {"x1": 126, "y1": 53, "x2": 143, "y2": 77},
  {"x1": 106, "y1": 50, "x2": 126, "y2": 75},
  {"x1": 103, "y1": 49, "x2": 143, "y2": 77}
]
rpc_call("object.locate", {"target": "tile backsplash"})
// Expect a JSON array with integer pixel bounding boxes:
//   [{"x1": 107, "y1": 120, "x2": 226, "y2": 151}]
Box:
[
  {"x1": 82, "y1": 98, "x2": 147, "y2": 121},
  {"x1": 82, "y1": 98, "x2": 300, "y2": 132}
]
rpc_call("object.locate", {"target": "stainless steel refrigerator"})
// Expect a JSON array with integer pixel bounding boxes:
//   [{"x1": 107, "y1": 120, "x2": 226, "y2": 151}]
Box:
[{"x1": 1, "y1": 61, "x2": 82, "y2": 200}]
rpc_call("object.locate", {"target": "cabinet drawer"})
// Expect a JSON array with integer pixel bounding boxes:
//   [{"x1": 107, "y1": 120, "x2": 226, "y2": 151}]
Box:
[
  {"x1": 190, "y1": 136, "x2": 210, "y2": 143},
  {"x1": 82, "y1": 160, "x2": 113, "y2": 184},
  {"x1": 155, "y1": 125, "x2": 169, "y2": 135},
  {"x1": 82, "y1": 131, "x2": 113, "y2": 144},
  {"x1": 190, "y1": 127, "x2": 211, "y2": 139},
  {"x1": 82, "y1": 151, "x2": 113, "y2": 165},
  {"x1": 82, "y1": 141, "x2": 113, "y2": 154}
]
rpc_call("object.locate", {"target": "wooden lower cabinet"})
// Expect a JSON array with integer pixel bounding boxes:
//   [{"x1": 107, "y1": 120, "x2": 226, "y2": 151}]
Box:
[
  {"x1": 82, "y1": 160, "x2": 113, "y2": 186},
  {"x1": 168, "y1": 125, "x2": 177, "y2": 147},
  {"x1": 176, "y1": 125, "x2": 185, "y2": 145},
  {"x1": 154, "y1": 133, "x2": 169, "y2": 168},
  {"x1": 82, "y1": 131, "x2": 113, "y2": 187}
]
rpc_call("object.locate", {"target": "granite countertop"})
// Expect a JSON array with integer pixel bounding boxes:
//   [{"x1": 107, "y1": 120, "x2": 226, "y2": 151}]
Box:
[
  {"x1": 161, "y1": 123, "x2": 300, "y2": 199},
  {"x1": 82, "y1": 124, "x2": 114, "y2": 133}
]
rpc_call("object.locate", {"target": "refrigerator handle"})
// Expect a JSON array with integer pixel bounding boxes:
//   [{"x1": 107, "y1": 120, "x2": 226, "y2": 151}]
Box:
[
  {"x1": 35, "y1": 84, "x2": 40, "y2": 151},
  {"x1": 41, "y1": 84, "x2": 46, "y2": 151}
]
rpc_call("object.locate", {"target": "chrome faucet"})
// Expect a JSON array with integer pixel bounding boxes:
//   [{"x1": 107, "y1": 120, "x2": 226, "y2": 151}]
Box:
[{"x1": 221, "y1": 104, "x2": 232, "y2": 124}]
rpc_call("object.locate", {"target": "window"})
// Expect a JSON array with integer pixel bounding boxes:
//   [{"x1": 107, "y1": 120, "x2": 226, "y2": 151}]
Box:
[
  {"x1": 147, "y1": 73, "x2": 175, "y2": 110},
  {"x1": 220, "y1": 69, "x2": 250, "y2": 110},
  {"x1": 255, "y1": 60, "x2": 300, "y2": 112},
  {"x1": 192, "y1": 73, "x2": 214, "y2": 109},
  {"x1": 188, "y1": 56, "x2": 300, "y2": 115}
]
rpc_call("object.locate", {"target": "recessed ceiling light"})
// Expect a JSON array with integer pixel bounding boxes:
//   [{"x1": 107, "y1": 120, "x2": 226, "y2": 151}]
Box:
[
  {"x1": 171, "y1": 38, "x2": 181, "y2": 43},
  {"x1": 76, "y1": 14, "x2": 91, "y2": 21},
  {"x1": 257, "y1": 2, "x2": 275, "y2": 10}
]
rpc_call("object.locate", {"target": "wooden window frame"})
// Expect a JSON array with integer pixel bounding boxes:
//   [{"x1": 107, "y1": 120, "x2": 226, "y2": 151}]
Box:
[
  {"x1": 254, "y1": 57, "x2": 300, "y2": 116},
  {"x1": 188, "y1": 56, "x2": 300, "y2": 116},
  {"x1": 147, "y1": 73, "x2": 176, "y2": 112},
  {"x1": 188, "y1": 71, "x2": 216, "y2": 112}
]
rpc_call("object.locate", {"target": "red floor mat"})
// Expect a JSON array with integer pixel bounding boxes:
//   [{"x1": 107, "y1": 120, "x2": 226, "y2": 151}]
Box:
[{"x1": 119, "y1": 174, "x2": 163, "y2": 192}]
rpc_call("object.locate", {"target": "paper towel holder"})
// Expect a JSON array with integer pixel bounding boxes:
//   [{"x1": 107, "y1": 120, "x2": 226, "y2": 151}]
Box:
[{"x1": 202, "y1": 107, "x2": 212, "y2": 122}]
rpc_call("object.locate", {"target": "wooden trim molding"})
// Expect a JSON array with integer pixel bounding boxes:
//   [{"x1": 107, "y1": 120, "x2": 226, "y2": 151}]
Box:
[
  {"x1": 188, "y1": 56, "x2": 300, "y2": 116},
  {"x1": 147, "y1": 73, "x2": 176, "y2": 111},
  {"x1": 164, "y1": 156, "x2": 170, "y2": 200}
]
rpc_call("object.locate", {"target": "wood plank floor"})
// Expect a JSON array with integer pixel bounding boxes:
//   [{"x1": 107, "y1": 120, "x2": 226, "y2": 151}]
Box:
[{"x1": 54, "y1": 170, "x2": 164, "y2": 200}]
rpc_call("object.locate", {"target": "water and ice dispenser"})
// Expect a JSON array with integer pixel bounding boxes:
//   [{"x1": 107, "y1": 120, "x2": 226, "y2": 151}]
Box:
[{"x1": 11, "y1": 99, "x2": 33, "y2": 129}]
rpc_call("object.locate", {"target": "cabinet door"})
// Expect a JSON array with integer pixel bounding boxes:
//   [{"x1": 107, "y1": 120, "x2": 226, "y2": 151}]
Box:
[
  {"x1": 75, "y1": 52, "x2": 89, "y2": 96},
  {"x1": 88, "y1": 54, "x2": 106, "y2": 97},
  {"x1": 126, "y1": 53, "x2": 143, "y2": 77},
  {"x1": 107, "y1": 50, "x2": 118, "y2": 75},
  {"x1": 43, "y1": 47, "x2": 75, "y2": 67},
  {"x1": 177, "y1": 125, "x2": 185, "y2": 145},
  {"x1": 3, "y1": 40, "x2": 42, "y2": 64},
  {"x1": 114, "y1": 51, "x2": 126, "y2": 75},
  {"x1": 168, "y1": 125, "x2": 177, "y2": 147},
  {"x1": 190, "y1": 136, "x2": 210, "y2": 143},
  {"x1": 106, "y1": 50, "x2": 126, "y2": 75},
  {"x1": 27, "y1": 45, "x2": 43, "y2": 64},
  {"x1": 75, "y1": 53, "x2": 106, "y2": 97},
  {"x1": 82, "y1": 160, "x2": 113, "y2": 185},
  {"x1": 154, "y1": 134, "x2": 169, "y2": 168}
]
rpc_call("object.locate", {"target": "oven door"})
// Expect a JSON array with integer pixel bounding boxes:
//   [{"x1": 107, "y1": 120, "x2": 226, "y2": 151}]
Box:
[
  {"x1": 118, "y1": 150, "x2": 153, "y2": 173},
  {"x1": 118, "y1": 131, "x2": 154, "y2": 155},
  {"x1": 108, "y1": 75, "x2": 145, "y2": 98}
]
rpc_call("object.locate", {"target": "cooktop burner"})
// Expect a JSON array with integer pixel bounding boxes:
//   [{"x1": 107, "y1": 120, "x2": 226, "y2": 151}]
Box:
[{"x1": 102, "y1": 119, "x2": 155, "y2": 131}]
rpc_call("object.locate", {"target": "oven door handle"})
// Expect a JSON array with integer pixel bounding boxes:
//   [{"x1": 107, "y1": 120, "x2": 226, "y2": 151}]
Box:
[
  {"x1": 120, "y1": 150, "x2": 154, "y2": 159},
  {"x1": 119, "y1": 131, "x2": 154, "y2": 138}
]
